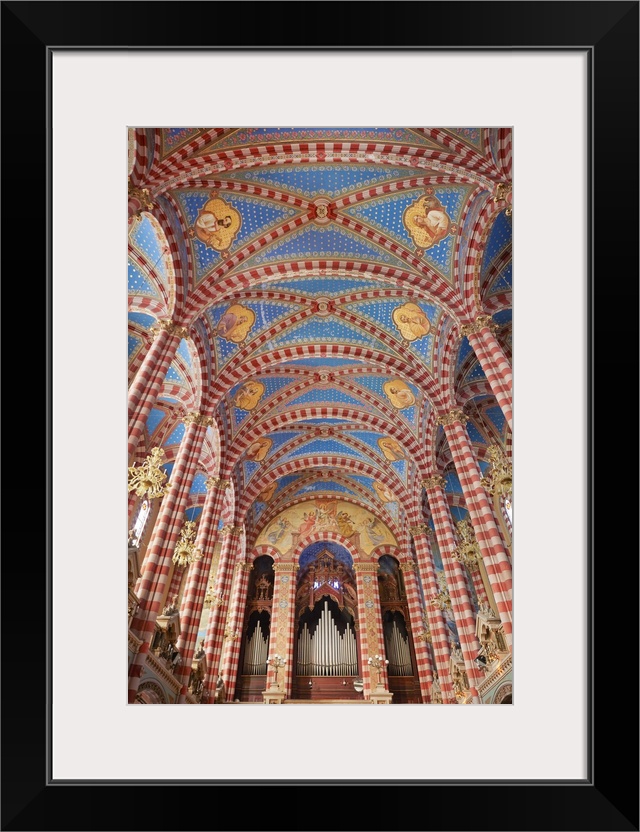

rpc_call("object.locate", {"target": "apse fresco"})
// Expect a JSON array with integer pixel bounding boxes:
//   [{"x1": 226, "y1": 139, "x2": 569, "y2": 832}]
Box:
[{"x1": 255, "y1": 498, "x2": 397, "y2": 554}]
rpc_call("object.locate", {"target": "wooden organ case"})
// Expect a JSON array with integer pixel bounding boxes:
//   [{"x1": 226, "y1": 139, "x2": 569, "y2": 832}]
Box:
[
  {"x1": 235, "y1": 556, "x2": 274, "y2": 702},
  {"x1": 378, "y1": 556, "x2": 421, "y2": 703},
  {"x1": 293, "y1": 551, "x2": 363, "y2": 700}
]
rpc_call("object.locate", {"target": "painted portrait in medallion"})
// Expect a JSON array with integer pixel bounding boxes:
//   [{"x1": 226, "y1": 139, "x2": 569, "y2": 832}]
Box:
[
  {"x1": 233, "y1": 380, "x2": 265, "y2": 411},
  {"x1": 392, "y1": 302, "x2": 430, "y2": 342},
  {"x1": 403, "y1": 188, "x2": 456, "y2": 254},
  {"x1": 189, "y1": 191, "x2": 241, "y2": 256},
  {"x1": 373, "y1": 480, "x2": 397, "y2": 504},
  {"x1": 244, "y1": 437, "x2": 272, "y2": 462},
  {"x1": 257, "y1": 481, "x2": 278, "y2": 504},
  {"x1": 383, "y1": 379, "x2": 416, "y2": 409},
  {"x1": 216, "y1": 304, "x2": 256, "y2": 344},
  {"x1": 377, "y1": 436, "x2": 407, "y2": 461}
]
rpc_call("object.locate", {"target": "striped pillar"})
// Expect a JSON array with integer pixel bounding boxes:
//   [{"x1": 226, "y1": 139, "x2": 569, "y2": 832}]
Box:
[
  {"x1": 354, "y1": 562, "x2": 388, "y2": 698},
  {"x1": 399, "y1": 560, "x2": 434, "y2": 703},
  {"x1": 461, "y1": 315, "x2": 512, "y2": 431},
  {"x1": 166, "y1": 564, "x2": 186, "y2": 606},
  {"x1": 203, "y1": 525, "x2": 243, "y2": 700},
  {"x1": 438, "y1": 409, "x2": 513, "y2": 646},
  {"x1": 128, "y1": 321, "x2": 189, "y2": 460},
  {"x1": 175, "y1": 477, "x2": 229, "y2": 700},
  {"x1": 410, "y1": 527, "x2": 456, "y2": 703},
  {"x1": 267, "y1": 561, "x2": 298, "y2": 698},
  {"x1": 127, "y1": 414, "x2": 212, "y2": 702},
  {"x1": 423, "y1": 477, "x2": 484, "y2": 703},
  {"x1": 220, "y1": 561, "x2": 253, "y2": 701}
]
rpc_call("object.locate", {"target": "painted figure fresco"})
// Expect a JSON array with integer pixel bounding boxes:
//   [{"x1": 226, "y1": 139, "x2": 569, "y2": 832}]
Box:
[
  {"x1": 392, "y1": 302, "x2": 431, "y2": 342},
  {"x1": 233, "y1": 380, "x2": 265, "y2": 411},
  {"x1": 403, "y1": 190, "x2": 453, "y2": 250},
  {"x1": 189, "y1": 192, "x2": 241, "y2": 255},
  {"x1": 377, "y1": 436, "x2": 407, "y2": 461},
  {"x1": 257, "y1": 482, "x2": 278, "y2": 504},
  {"x1": 255, "y1": 499, "x2": 397, "y2": 555},
  {"x1": 216, "y1": 304, "x2": 256, "y2": 344},
  {"x1": 383, "y1": 379, "x2": 416, "y2": 409},
  {"x1": 244, "y1": 437, "x2": 272, "y2": 462},
  {"x1": 373, "y1": 480, "x2": 396, "y2": 504}
]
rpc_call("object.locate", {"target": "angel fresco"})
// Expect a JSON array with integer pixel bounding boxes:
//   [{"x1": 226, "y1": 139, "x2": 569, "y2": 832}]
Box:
[
  {"x1": 360, "y1": 515, "x2": 386, "y2": 547},
  {"x1": 383, "y1": 379, "x2": 416, "y2": 410},
  {"x1": 257, "y1": 481, "x2": 278, "y2": 504},
  {"x1": 233, "y1": 381, "x2": 265, "y2": 411},
  {"x1": 216, "y1": 304, "x2": 256, "y2": 344},
  {"x1": 336, "y1": 511, "x2": 355, "y2": 537},
  {"x1": 392, "y1": 302, "x2": 430, "y2": 342},
  {"x1": 377, "y1": 437, "x2": 407, "y2": 462},
  {"x1": 298, "y1": 511, "x2": 317, "y2": 537},
  {"x1": 403, "y1": 192, "x2": 454, "y2": 252},
  {"x1": 266, "y1": 516, "x2": 291, "y2": 546},
  {"x1": 189, "y1": 193, "x2": 241, "y2": 255},
  {"x1": 244, "y1": 437, "x2": 272, "y2": 463},
  {"x1": 373, "y1": 480, "x2": 396, "y2": 504}
]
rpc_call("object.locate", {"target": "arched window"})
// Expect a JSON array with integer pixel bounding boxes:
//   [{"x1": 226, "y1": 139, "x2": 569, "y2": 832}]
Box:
[{"x1": 130, "y1": 498, "x2": 151, "y2": 546}]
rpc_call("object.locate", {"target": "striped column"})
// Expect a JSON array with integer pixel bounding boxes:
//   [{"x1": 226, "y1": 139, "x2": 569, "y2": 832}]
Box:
[
  {"x1": 127, "y1": 414, "x2": 211, "y2": 703},
  {"x1": 410, "y1": 527, "x2": 456, "y2": 703},
  {"x1": 438, "y1": 409, "x2": 513, "y2": 646},
  {"x1": 461, "y1": 315, "x2": 512, "y2": 431},
  {"x1": 354, "y1": 562, "x2": 388, "y2": 698},
  {"x1": 128, "y1": 321, "x2": 189, "y2": 460},
  {"x1": 203, "y1": 525, "x2": 243, "y2": 701},
  {"x1": 423, "y1": 476, "x2": 484, "y2": 703},
  {"x1": 399, "y1": 560, "x2": 434, "y2": 703},
  {"x1": 267, "y1": 561, "x2": 298, "y2": 698},
  {"x1": 166, "y1": 564, "x2": 186, "y2": 606},
  {"x1": 175, "y1": 477, "x2": 229, "y2": 700},
  {"x1": 220, "y1": 561, "x2": 253, "y2": 701}
]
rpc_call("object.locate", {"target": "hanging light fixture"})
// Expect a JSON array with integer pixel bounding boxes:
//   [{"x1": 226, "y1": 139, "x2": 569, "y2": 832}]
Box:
[
  {"x1": 128, "y1": 447, "x2": 169, "y2": 499},
  {"x1": 172, "y1": 520, "x2": 203, "y2": 567}
]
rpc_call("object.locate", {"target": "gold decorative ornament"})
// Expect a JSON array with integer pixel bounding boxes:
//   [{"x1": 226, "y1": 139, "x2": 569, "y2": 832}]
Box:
[
  {"x1": 430, "y1": 574, "x2": 452, "y2": 612},
  {"x1": 272, "y1": 561, "x2": 299, "y2": 573},
  {"x1": 221, "y1": 525, "x2": 242, "y2": 537},
  {"x1": 224, "y1": 626, "x2": 240, "y2": 642},
  {"x1": 452, "y1": 519, "x2": 481, "y2": 569},
  {"x1": 204, "y1": 584, "x2": 223, "y2": 610},
  {"x1": 409, "y1": 523, "x2": 430, "y2": 537},
  {"x1": 205, "y1": 476, "x2": 230, "y2": 491},
  {"x1": 437, "y1": 408, "x2": 468, "y2": 427},
  {"x1": 183, "y1": 412, "x2": 214, "y2": 427},
  {"x1": 422, "y1": 475, "x2": 445, "y2": 490},
  {"x1": 149, "y1": 320, "x2": 189, "y2": 339},
  {"x1": 460, "y1": 314, "x2": 498, "y2": 337},
  {"x1": 172, "y1": 520, "x2": 203, "y2": 567},
  {"x1": 480, "y1": 444, "x2": 512, "y2": 497},
  {"x1": 399, "y1": 560, "x2": 417, "y2": 573},
  {"x1": 128, "y1": 447, "x2": 169, "y2": 499},
  {"x1": 128, "y1": 184, "x2": 155, "y2": 214}
]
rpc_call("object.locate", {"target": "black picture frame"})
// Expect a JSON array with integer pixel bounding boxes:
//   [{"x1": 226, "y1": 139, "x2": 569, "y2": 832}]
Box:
[{"x1": 2, "y1": 2, "x2": 638, "y2": 830}]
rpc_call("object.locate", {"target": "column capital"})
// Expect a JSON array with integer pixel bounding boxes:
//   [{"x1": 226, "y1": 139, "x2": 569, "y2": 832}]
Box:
[
  {"x1": 183, "y1": 412, "x2": 214, "y2": 427},
  {"x1": 460, "y1": 315, "x2": 498, "y2": 337},
  {"x1": 409, "y1": 523, "x2": 431, "y2": 538},
  {"x1": 205, "y1": 476, "x2": 230, "y2": 491},
  {"x1": 437, "y1": 408, "x2": 468, "y2": 427},
  {"x1": 399, "y1": 559, "x2": 418, "y2": 573},
  {"x1": 352, "y1": 561, "x2": 378, "y2": 573},
  {"x1": 221, "y1": 525, "x2": 243, "y2": 537},
  {"x1": 235, "y1": 560, "x2": 254, "y2": 573},
  {"x1": 272, "y1": 561, "x2": 299, "y2": 573},
  {"x1": 150, "y1": 319, "x2": 189, "y2": 339},
  {"x1": 422, "y1": 475, "x2": 445, "y2": 490},
  {"x1": 128, "y1": 184, "x2": 155, "y2": 211}
]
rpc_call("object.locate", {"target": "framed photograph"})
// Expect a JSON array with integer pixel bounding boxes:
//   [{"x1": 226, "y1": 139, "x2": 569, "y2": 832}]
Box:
[{"x1": 3, "y1": 2, "x2": 637, "y2": 830}]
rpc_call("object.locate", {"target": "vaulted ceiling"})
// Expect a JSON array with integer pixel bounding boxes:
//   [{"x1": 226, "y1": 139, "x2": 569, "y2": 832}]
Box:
[{"x1": 128, "y1": 127, "x2": 512, "y2": 546}]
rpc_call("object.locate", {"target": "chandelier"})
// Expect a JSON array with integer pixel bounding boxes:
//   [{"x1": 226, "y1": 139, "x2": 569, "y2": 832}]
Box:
[
  {"x1": 172, "y1": 520, "x2": 203, "y2": 567},
  {"x1": 452, "y1": 519, "x2": 481, "y2": 569},
  {"x1": 128, "y1": 447, "x2": 169, "y2": 499}
]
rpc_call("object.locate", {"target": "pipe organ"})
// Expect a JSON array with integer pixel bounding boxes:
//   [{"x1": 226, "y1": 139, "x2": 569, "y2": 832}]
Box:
[
  {"x1": 383, "y1": 616, "x2": 413, "y2": 676},
  {"x1": 242, "y1": 621, "x2": 270, "y2": 676},
  {"x1": 297, "y1": 600, "x2": 358, "y2": 677}
]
